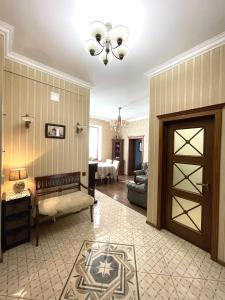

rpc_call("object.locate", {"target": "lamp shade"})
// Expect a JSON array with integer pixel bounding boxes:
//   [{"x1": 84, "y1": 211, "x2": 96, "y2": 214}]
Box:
[
  {"x1": 89, "y1": 21, "x2": 107, "y2": 41},
  {"x1": 115, "y1": 45, "x2": 129, "y2": 60},
  {"x1": 9, "y1": 168, "x2": 28, "y2": 181},
  {"x1": 111, "y1": 25, "x2": 129, "y2": 43},
  {"x1": 99, "y1": 51, "x2": 113, "y2": 65},
  {"x1": 84, "y1": 39, "x2": 101, "y2": 56}
]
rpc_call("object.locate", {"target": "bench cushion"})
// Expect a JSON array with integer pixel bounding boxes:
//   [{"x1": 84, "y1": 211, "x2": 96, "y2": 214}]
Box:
[{"x1": 38, "y1": 191, "x2": 94, "y2": 217}]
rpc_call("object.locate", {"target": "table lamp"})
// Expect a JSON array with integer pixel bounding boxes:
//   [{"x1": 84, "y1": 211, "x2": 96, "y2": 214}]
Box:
[{"x1": 9, "y1": 168, "x2": 28, "y2": 193}]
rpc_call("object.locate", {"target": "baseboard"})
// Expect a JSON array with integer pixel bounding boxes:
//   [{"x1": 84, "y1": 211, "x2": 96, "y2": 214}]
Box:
[
  {"x1": 0, "y1": 249, "x2": 3, "y2": 263},
  {"x1": 146, "y1": 220, "x2": 160, "y2": 229},
  {"x1": 216, "y1": 259, "x2": 225, "y2": 267}
]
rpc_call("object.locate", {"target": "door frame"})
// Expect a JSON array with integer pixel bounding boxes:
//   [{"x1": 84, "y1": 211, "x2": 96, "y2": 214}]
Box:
[
  {"x1": 157, "y1": 103, "x2": 225, "y2": 261},
  {"x1": 128, "y1": 136, "x2": 144, "y2": 176}
]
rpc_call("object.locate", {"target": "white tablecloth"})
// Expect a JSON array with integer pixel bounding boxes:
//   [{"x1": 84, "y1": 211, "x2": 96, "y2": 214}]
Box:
[{"x1": 96, "y1": 162, "x2": 116, "y2": 179}]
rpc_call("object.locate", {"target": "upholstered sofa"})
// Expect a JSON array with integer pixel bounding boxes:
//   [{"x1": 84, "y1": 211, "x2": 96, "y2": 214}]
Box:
[
  {"x1": 134, "y1": 162, "x2": 148, "y2": 183},
  {"x1": 127, "y1": 179, "x2": 147, "y2": 209}
]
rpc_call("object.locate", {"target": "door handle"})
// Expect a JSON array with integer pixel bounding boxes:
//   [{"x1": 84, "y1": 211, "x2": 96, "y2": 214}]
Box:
[
  {"x1": 196, "y1": 183, "x2": 209, "y2": 187},
  {"x1": 196, "y1": 183, "x2": 209, "y2": 191}
]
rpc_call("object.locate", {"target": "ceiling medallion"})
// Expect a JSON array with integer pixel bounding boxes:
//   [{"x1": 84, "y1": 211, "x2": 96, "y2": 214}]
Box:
[{"x1": 85, "y1": 21, "x2": 129, "y2": 66}]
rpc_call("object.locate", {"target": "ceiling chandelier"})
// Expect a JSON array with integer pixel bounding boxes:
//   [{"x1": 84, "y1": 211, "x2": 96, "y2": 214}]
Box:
[
  {"x1": 85, "y1": 21, "x2": 129, "y2": 65},
  {"x1": 110, "y1": 107, "x2": 127, "y2": 139}
]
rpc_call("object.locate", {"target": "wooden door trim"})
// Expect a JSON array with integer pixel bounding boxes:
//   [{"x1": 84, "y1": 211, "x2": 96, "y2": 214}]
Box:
[
  {"x1": 157, "y1": 104, "x2": 225, "y2": 261},
  {"x1": 157, "y1": 103, "x2": 225, "y2": 119}
]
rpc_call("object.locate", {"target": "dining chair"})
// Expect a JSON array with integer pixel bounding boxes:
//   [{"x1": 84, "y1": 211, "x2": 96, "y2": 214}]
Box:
[
  {"x1": 112, "y1": 160, "x2": 120, "y2": 182},
  {"x1": 105, "y1": 159, "x2": 112, "y2": 164}
]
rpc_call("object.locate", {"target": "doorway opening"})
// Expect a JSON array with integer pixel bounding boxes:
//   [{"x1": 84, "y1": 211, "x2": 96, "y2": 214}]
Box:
[{"x1": 128, "y1": 136, "x2": 144, "y2": 176}]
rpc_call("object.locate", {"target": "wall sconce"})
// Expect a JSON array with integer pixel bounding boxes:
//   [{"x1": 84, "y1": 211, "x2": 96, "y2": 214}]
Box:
[
  {"x1": 21, "y1": 114, "x2": 34, "y2": 128},
  {"x1": 76, "y1": 122, "x2": 84, "y2": 134},
  {"x1": 9, "y1": 168, "x2": 28, "y2": 193},
  {"x1": 75, "y1": 122, "x2": 89, "y2": 134}
]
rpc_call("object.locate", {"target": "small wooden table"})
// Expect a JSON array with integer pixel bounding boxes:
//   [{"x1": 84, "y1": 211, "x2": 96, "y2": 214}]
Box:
[{"x1": 1, "y1": 190, "x2": 31, "y2": 251}]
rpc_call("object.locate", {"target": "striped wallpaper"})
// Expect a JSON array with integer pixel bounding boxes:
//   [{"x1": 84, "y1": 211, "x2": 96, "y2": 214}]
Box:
[
  {"x1": 147, "y1": 44, "x2": 225, "y2": 262},
  {"x1": 2, "y1": 58, "x2": 90, "y2": 193}
]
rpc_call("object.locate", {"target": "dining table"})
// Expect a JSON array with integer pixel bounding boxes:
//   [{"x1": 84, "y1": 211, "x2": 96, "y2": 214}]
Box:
[{"x1": 95, "y1": 162, "x2": 116, "y2": 181}]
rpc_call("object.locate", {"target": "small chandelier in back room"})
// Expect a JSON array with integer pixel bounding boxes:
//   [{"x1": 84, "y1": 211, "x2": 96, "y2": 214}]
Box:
[
  {"x1": 84, "y1": 22, "x2": 129, "y2": 65},
  {"x1": 110, "y1": 107, "x2": 127, "y2": 139}
]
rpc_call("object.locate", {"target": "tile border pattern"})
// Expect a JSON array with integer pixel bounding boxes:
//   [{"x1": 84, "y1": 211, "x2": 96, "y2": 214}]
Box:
[{"x1": 59, "y1": 240, "x2": 140, "y2": 300}]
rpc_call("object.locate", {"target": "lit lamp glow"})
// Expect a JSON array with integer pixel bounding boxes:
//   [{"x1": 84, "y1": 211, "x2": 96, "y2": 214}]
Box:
[{"x1": 9, "y1": 168, "x2": 28, "y2": 193}]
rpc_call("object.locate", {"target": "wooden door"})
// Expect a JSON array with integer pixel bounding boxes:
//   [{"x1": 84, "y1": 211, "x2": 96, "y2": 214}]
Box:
[
  {"x1": 165, "y1": 117, "x2": 213, "y2": 251},
  {"x1": 128, "y1": 137, "x2": 144, "y2": 176},
  {"x1": 128, "y1": 139, "x2": 135, "y2": 176}
]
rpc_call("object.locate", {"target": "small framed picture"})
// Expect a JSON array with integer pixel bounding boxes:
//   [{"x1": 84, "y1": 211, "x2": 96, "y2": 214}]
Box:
[{"x1": 45, "y1": 123, "x2": 66, "y2": 139}]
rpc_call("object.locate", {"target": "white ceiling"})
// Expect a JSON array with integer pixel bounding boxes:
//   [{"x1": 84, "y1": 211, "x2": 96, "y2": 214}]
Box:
[{"x1": 0, "y1": 0, "x2": 225, "y2": 120}]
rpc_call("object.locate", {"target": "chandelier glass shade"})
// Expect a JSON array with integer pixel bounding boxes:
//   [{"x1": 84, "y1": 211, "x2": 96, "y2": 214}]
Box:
[
  {"x1": 84, "y1": 21, "x2": 129, "y2": 65},
  {"x1": 110, "y1": 107, "x2": 127, "y2": 139}
]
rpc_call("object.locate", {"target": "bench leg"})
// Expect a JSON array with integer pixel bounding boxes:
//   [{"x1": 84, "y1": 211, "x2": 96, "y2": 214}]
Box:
[
  {"x1": 35, "y1": 205, "x2": 39, "y2": 247},
  {"x1": 90, "y1": 205, "x2": 93, "y2": 222}
]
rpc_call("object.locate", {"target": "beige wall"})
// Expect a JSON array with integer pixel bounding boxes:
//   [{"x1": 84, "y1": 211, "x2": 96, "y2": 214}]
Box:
[
  {"x1": 3, "y1": 58, "x2": 90, "y2": 193},
  {"x1": 89, "y1": 118, "x2": 113, "y2": 161},
  {"x1": 147, "y1": 44, "x2": 225, "y2": 261},
  {"x1": 121, "y1": 118, "x2": 149, "y2": 174}
]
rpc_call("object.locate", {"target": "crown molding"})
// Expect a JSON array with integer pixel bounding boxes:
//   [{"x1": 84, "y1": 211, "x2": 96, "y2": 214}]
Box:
[
  {"x1": 90, "y1": 115, "x2": 112, "y2": 122},
  {"x1": 90, "y1": 114, "x2": 149, "y2": 122},
  {"x1": 127, "y1": 115, "x2": 149, "y2": 122},
  {"x1": 0, "y1": 20, "x2": 93, "y2": 89},
  {"x1": 0, "y1": 20, "x2": 14, "y2": 55},
  {"x1": 7, "y1": 51, "x2": 93, "y2": 88},
  {"x1": 145, "y1": 31, "x2": 225, "y2": 78}
]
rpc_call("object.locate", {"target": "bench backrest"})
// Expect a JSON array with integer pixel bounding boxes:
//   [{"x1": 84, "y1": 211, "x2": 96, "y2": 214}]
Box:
[{"x1": 35, "y1": 172, "x2": 81, "y2": 198}]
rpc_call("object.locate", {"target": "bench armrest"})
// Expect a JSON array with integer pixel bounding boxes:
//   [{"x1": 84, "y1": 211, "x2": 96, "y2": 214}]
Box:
[{"x1": 80, "y1": 182, "x2": 94, "y2": 196}]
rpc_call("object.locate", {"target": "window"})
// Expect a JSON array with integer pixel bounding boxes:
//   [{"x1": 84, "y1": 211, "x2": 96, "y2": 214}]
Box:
[{"x1": 89, "y1": 125, "x2": 102, "y2": 160}]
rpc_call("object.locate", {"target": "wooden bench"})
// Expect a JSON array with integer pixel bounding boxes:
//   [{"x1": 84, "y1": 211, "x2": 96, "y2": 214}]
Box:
[{"x1": 34, "y1": 172, "x2": 94, "y2": 246}]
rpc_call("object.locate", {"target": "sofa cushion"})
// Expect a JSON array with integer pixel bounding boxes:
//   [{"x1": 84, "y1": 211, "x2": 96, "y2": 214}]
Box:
[
  {"x1": 127, "y1": 182, "x2": 146, "y2": 194},
  {"x1": 39, "y1": 191, "x2": 94, "y2": 217},
  {"x1": 136, "y1": 174, "x2": 147, "y2": 183}
]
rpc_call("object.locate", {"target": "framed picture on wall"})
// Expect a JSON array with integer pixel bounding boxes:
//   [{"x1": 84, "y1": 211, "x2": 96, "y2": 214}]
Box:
[{"x1": 45, "y1": 123, "x2": 66, "y2": 139}]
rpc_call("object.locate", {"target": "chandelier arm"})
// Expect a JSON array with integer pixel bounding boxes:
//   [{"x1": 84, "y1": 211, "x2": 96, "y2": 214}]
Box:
[
  {"x1": 97, "y1": 40, "x2": 104, "y2": 48},
  {"x1": 110, "y1": 46, "x2": 120, "y2": 60},
  {"x1": 111, "y1": 44, "x2": 120, "y2": 50},
  {"x1": 92, "y1": 46, "x2": 105, "y2": 56}
]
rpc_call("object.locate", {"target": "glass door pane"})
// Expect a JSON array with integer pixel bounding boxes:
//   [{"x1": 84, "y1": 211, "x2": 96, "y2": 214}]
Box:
[
  {"x1": 173, "y1": 163, "x2": 203, "y2": 194},
  {"x1": 174, "y1": 128, "x2": 204, "y2": 156},
  {"x1": 172, "y1": 196, "x2": 202, "y2": 232}
]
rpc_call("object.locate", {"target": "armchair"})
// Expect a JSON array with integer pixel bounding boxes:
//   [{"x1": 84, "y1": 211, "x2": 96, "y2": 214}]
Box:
[
  {"x1": 134, "y1": 162, "x2": 148, "y2": 183},
  {"x1": 127, "y1": 179, "x2": 147, "y2": 209}
]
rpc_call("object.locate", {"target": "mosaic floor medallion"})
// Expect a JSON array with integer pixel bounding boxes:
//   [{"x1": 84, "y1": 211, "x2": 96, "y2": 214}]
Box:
[{"x1": 60, "y1": 240, "x2": 139, "y2": 300}]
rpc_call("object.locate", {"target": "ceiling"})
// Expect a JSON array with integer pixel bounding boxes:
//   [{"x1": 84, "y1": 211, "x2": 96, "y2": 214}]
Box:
[{"x1": 0, "y1": 0, "x2": 225, "y2": 120}]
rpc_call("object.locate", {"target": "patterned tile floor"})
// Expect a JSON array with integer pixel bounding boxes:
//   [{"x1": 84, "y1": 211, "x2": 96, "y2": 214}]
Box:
[
  {"x1": 0, "y1": 190, "x2": 225, "y2": 299},
  {"x1": 60, "y1": 241, "x2": 139, "y2": 299}
]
